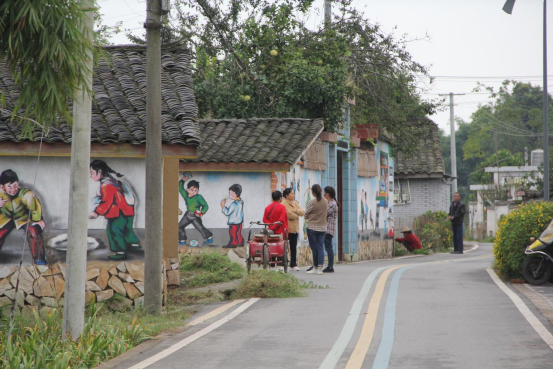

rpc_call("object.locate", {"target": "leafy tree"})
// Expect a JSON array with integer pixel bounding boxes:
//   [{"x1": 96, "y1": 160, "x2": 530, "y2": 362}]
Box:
[
  {"x1": 441, "y1": 80, "x2": 553, "y2": 200},
  {"x1": 162, "y1": 0, "x2": 437, "y2": 154},
  {"x1": 0, "y1": 0, "x2": 94, "y2": 134},
  {"x1": 464, "y1": 81, "x2": 553, "y2": 161},
  {"x1": 469, "y1": 149, "x2": 524, "y2": 184}
]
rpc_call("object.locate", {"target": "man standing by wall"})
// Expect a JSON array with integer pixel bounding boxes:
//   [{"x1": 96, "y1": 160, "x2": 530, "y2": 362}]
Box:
[{"x1": 448, "y1": 192, "x2": 466, "y2": 254}]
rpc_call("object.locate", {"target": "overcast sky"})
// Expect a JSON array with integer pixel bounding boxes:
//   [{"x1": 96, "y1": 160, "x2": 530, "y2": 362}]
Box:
[{"x1": 98, "y1": 0, "x2": 552, "y2": 133}]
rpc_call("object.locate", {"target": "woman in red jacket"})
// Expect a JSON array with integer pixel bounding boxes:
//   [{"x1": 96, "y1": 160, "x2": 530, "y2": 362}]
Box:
[
  {"x1": 89, "y1": 160, "x2": 141, "y2": 260},
  {"x1": 395, "y1": 226, "x2": 422, "y2": 252}
]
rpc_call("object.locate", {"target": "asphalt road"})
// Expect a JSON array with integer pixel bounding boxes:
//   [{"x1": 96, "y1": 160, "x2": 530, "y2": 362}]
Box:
[{"x1": 111, "y1": 244, "x2": 553, "y2": 369}]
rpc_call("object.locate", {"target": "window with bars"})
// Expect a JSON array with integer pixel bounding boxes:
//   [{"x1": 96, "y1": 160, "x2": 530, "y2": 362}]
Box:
[{"x1": 394, "y1": 179, "x2": 411, "y2": 205}]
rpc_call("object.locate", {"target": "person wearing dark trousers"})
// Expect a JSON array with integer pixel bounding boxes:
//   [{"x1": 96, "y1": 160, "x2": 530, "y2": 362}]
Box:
[
  {"x1": 304, "y1": 184, "x2": 328, "y2": 275},
  {"x1": 448, "y1": 192, "x2": 466, "y2": 254},
  {"x1": 323, "y1": 186, "x2": 338, "y2": 273},
  {"x1": 282, "y1": 188, "x2": 304, "y2": 271}
]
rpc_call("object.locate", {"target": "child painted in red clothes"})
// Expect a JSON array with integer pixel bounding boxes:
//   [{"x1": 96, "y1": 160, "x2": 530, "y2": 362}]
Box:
[{"x1": 395, "y1": 226, "x2": 422, "y2": 252}]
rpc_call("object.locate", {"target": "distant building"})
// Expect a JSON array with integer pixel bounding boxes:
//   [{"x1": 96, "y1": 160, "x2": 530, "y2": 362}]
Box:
[
  {"x1": 469, "y1": 163, "x2": 540, "y2": 239},
  {"x1": 393, "y1": 119, "x2": 452, "y2": 230}
]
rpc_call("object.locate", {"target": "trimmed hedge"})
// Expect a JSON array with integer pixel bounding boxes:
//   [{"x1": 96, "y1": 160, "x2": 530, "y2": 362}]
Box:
[{"x1": 494, "y1": 201, "x2": 553, "y2": 279}]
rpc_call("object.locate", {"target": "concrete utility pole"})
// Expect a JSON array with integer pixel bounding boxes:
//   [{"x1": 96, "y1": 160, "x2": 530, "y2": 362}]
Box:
[
  {"x1": 144, "y1": 0, "x2": 164, "y2": 314},
  {"x1": 324, "y1": 0, "x2": 331, "y2": 24},
  {"x1": 440, "y1": 93, "x2": 464, "y2": 197},
  {"x1": 63, "y1": 0, "x2": 94, "y2": 340}
]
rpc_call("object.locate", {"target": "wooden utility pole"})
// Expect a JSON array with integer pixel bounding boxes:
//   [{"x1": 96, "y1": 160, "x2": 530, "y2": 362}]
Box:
[
  {"x1": 144, "y1": 0, "x2": 163, "y2": 313},
  {"x1": 63, "y1": 0, "x2": 94, "y2": 340}
]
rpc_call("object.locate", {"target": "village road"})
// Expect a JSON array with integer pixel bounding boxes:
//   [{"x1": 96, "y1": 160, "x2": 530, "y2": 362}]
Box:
[{"x1": 112, "y1": 244, "x2": 553, "y2": 369}]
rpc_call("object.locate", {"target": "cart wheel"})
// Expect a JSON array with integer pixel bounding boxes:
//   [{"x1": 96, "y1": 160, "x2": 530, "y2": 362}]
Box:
[
  {"x1": 283, "y1": 241, "x2": 289, "y2": 274},
  {"x1": 262, "y1": 244, "x2": 269, "y2": 270}
]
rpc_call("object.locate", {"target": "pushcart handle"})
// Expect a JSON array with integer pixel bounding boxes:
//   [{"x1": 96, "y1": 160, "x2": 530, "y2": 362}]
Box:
[{"x1": 249, "y1": 221, "x2": 282, "y2": 226}]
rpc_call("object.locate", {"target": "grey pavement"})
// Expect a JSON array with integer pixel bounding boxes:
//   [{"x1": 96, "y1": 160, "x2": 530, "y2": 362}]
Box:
[
  {"x1": 527, "y1": 284, "x2": 553, "y2": 309},
  {"x1": 105, "y1": 243, "x2": 553, "y2": 369}
]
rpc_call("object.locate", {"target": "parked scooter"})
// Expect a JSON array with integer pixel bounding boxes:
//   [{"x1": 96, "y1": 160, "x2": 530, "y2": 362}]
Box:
[{"x1": 522, "y1": 220, "x2": 553, "y2": 285}]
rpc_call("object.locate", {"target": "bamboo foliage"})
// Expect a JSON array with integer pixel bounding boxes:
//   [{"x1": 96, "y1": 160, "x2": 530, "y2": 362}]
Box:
[{"x1": 0, "y1": 0, "x2": 94, "y2": 136}]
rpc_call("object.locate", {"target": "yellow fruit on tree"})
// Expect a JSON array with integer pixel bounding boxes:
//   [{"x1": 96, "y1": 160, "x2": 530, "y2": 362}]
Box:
[
  {"x1": 270, "y1": 49, "x2": 278, "y2": 56},
  {"x1": 244, "y1": 95, "x2": 251, "y2": 102}
]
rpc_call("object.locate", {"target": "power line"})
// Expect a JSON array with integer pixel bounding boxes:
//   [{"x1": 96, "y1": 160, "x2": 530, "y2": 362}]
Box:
[{"x1": 417, "y1": 74, "x2": 553, "y2": 79}]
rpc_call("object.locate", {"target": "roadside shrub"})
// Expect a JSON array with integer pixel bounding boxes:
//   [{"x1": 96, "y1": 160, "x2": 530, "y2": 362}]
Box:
[
  {"x1": 412, "y1": 210, "x2": 453, "y2": 251},
  {"x1": 393, "y1": 246, "x2": 408, "y2": 257},
  {"x1": 180, "y1": 251, "x2": 245, "y2": 288},
  {"x1": 0, "y1": 304, "x2": 148, "y2": 368},
  {"x1": 494, "y1": 201, "x2": 553, "y2": 279},
  {"x1": 233, "y1": 270, "x2": 304, "y2": 298}
]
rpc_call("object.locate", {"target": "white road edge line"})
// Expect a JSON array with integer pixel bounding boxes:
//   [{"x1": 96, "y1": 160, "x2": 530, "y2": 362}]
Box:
[
  {"x1": 487, "y1": 268, "x2": 553, "y2": 351},
  {"x1": 127, "y1": 298, "x2": 260, "y2": 369},
  {"x1": 464, "y1": 243, "x2": 479, "y2": 253},
  {"x1": 188, "y1": 299, "x2": 246, "y2": 326}
]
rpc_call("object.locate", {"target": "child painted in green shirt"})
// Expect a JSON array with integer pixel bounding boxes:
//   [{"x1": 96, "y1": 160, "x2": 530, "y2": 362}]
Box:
[{"x1": 178, "y1": 175, "x2": 213, "y2": 246}]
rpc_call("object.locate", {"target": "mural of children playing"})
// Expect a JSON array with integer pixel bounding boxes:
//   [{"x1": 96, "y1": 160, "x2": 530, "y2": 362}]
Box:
[
  {"x1": 0, "y1": 169, "x2": 47, "y2": 265},
  {"x1": 179, "y1": 174, "x2": 214, "y2": 246},
  {"x1": 89, "y1": 160, "x2": 141, "y2": 260},
  {"x1": 220, "y1": 184, "x2": 244, "y2": 248}
]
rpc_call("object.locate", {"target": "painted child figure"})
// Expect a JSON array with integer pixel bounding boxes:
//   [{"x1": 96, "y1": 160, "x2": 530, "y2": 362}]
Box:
[
  {"x1": 179, "y1": 175, "x2": 213, "y2": 246},
  {"x1": 221, "y1": 184, "x2": 244, "y2": 248},
  {"x1": 89, "y1": 160, "x2": 141, "y2": 261},
  {"x1": 0, "y1": 169, "x2": 47, "y2": 265}
]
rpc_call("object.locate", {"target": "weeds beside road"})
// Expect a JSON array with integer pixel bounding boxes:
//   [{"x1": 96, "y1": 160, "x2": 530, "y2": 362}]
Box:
[{"x1": 1, "y1": 250, "x2": 321, "y2": 368}]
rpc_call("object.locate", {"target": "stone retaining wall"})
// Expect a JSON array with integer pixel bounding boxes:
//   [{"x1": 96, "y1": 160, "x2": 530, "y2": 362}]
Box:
[{"x1": 0, "y1": 258, "x2": 180, "y2": 314}]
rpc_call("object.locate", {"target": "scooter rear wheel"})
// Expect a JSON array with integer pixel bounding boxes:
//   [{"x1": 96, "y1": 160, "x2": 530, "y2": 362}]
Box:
[{"x1": 522, "y1": 256, "x2": 552, "y2": 285}]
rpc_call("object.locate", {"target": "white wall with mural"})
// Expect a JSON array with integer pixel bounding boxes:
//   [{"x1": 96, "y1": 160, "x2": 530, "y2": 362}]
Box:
[
  {"x1": 0, "y1": 157, "x2": 147, "y2": 265},
  {"x1": 357, "y1": 142, "x2": 395, "y2": 241},
  {"x1": 177, "y1": 171, "x2": 272, "y2": 247}
]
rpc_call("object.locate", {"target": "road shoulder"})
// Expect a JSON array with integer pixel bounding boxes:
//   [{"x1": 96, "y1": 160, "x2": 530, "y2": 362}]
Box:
[{"x1": 512, "y1": 283, "x2": 553, "y2": 326}]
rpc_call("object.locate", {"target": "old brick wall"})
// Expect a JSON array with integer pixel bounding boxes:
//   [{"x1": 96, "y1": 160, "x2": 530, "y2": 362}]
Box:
[{"x1": 394, "y1": 178, "x2": 451, "y2": 229}]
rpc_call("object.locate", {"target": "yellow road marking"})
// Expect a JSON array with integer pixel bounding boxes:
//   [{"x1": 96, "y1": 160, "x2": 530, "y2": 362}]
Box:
[
  {"x1": 343, "y1": 254, "x2": 493, "y2": 369},
  {"x1": 344, "y1": 265, "x2": 406, "y2": 369}
]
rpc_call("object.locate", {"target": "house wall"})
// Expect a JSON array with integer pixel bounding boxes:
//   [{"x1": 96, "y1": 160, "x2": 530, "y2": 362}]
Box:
[
  {"x1": 356, "y1": 142, "x2": 394, "y2": 260},
  {"x1": 486, "y1": 205, "x2": 511, "y2": 237},
  {"x1": 177, "y1": 171, "x2": 272, "y2": 247},
  {"x1": 0, "y1": 157, "x2": 278, "y2": 265},
  {"x1": 0, "y1": 149, "x2": 401, "y2": 266},
  {"x1": 0, "y1": 157, "x2": 149, "y2": 265},
  {"x1": 393, "y1": 178, "x2": 450, "y2": 230}
]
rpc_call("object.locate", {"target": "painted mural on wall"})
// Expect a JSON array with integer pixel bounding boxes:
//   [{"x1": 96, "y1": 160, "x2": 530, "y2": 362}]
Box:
[
  {"x1": 0, "y1": 158, "x2": 146, "y2": 266},
  {"x1": 177, "y1": 171, "x2": 271, "y2": 248},
  {"x1": 357, "y1": 143, "x2": 395, "y2": 242},
  {"x1": 221, "y1": 184, "x2": 244, "y2": 247},
  {"x1": 178, "y1": 173, "x2": 214, "y2": 247},
  {"x1": 88, "y1": 160, "x2": 142, "y2": 261},
  {"x1": 0, "y1": 169, "x2": 46, "y2": 265}
]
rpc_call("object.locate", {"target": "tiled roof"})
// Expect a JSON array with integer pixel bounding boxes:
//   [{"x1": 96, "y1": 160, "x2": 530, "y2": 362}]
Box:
[
  {"x1": 394, "y1": 119, "x2": 445, "y2": 175},
  {"x1": 0, "y1": 44, "x2": 200, "y2": 146},
  {"x1": 186, "y1": 118, "x2": 324, "y2": 164}
]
